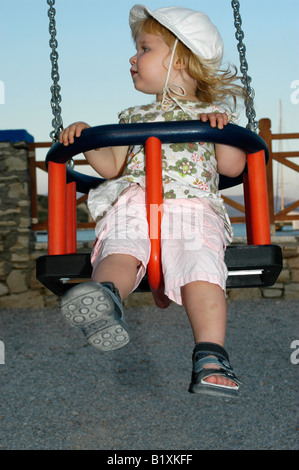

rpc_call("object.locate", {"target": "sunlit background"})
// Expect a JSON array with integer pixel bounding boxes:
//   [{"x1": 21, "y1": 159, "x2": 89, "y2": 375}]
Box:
[{"x1": 1, "y1": 0, "x2": 298, "y2": 208}]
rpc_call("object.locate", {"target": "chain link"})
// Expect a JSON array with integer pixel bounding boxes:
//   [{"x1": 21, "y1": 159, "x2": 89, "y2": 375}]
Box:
[
  {"x1": 47, "y1": 0, "x2": 63, "y2": 142},
  {"x1": 231, "y1": 0, "x2": 258, "y2": 132}
]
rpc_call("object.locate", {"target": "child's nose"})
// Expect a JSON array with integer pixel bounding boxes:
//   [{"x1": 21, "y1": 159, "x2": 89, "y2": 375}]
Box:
[{"x1": 129, "y1": 54, "x2": 137, "y2": 65}]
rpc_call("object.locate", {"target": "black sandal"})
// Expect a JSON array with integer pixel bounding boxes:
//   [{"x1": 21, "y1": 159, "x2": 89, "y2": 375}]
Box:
[{"x1": 188, "y1": 342, "x2": 243, "y2": 398}]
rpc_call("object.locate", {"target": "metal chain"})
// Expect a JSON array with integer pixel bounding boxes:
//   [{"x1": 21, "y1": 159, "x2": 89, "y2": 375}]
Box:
[
  {"x1": 231, "y1": 0, "x2": 258, "y2": 132},
  {"x1": 47, "y1": 0, "x2": 63, "y2": 142}
]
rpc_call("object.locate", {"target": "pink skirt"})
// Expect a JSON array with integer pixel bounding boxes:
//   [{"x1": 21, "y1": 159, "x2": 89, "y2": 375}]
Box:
[{"x1": 91, "y1": 184, "x2": 228, "y2": 305}]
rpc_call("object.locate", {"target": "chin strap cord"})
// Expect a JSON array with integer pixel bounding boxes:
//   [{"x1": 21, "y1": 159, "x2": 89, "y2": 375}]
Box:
[{"x1": 159, "y1": 39, "x2": 187, "y2": 110}]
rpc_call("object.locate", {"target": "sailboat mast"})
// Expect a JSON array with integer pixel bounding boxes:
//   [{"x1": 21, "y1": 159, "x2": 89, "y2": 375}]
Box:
[{"x1": 279, "y1": 100, "x2": 284, "y2": 211}]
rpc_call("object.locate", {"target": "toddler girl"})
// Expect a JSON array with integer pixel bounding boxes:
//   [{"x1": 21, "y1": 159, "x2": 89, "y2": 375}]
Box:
[{"x1": 59, "y1": 5, "x2": 246, "y2": 398}]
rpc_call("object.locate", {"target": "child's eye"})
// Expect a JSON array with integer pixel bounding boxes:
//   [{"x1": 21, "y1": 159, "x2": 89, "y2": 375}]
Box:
[{"x1": 142, "y1": 47, "x2": 149, "y2": 53}]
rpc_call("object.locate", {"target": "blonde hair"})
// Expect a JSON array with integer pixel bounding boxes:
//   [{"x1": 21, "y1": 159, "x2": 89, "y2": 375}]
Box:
[{"x1": 131, "y1": 17, "x2": 247, "y2": 110}]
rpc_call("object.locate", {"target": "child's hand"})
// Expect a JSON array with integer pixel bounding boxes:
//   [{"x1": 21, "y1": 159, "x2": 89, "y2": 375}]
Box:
[
  {"x1": 59, "y1": 121, "x2": 90, "y2": 146},
  {"x1": 198, "y1": 113, "x2": 228, "y2": 130}
]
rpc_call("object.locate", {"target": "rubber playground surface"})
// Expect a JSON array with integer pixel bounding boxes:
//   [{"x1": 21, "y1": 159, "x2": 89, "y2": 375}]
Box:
[{"x1": 0, "y1": 299, "x2": 298, "y2": 450}]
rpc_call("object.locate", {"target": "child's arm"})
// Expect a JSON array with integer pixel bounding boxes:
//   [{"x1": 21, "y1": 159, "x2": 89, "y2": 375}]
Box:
[
  {"x1": 59, "y1": 122, "x2": 129, "y2": 179},
  {"x1": 199, "y1": 113, "x2": 246, "y2": 178},
  {"x1": 215, "y1": 143, "x2": 246, "y2": 178}
]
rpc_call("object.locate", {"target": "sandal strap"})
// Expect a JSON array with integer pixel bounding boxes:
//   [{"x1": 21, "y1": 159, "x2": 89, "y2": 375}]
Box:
[
  {"x1": 192, "y1": 342, "x2": 243, "y2": 386},
  {"x1": 100, "y1": 282, "x2": 122, "y2": 303},
  {"x1": 192, "y1": 342, "x2": 230, "y2": 363}
]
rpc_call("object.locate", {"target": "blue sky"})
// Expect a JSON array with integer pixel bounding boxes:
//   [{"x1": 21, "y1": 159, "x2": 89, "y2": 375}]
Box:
[{"x1": 1, "y1": 0, "x2": 298, "y2": 196}]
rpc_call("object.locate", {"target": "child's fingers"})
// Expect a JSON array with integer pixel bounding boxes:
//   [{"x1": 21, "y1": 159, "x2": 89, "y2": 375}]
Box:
[
  {"x1": 59, "y1": 129, "x2": 69, "y2": 146},
  {"x1": 198, "y1": 113, "x2": 228, "y2": 129},
  {"x1": 75, "y1": 122, "x2": 90, "y2": 136},
  {"x1": 59, "y1": 125, "x2": 76, "y2": 146},
  {"x1": 59, "y1": 122, "x2": 89, "y2": 146},
  {"x1": 198, "y1": 113, "x2": 217, "y2": 127},
  {"x1": 198, "y1": 113, "x2": 209, "y2": 123},
  {"x1": 217, "y1": 113, "x2": 228, "y2": 128},
  {"x1": 208, "y1": 113, "x2": 218, "y2": 127}
]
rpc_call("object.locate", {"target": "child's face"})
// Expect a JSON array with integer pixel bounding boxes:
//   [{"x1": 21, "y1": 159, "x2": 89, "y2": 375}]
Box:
[{"x1": 130, "y1": 31, "x2": 172, "y2": 98}]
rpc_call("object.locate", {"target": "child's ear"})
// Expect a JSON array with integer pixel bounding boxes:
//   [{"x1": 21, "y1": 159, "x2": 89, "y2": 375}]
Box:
[{"x1": 173, "y1": 57, "x2": 186, "y2": 71}]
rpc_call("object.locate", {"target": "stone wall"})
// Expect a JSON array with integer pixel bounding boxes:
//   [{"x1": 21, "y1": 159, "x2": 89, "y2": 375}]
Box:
[
  {"x1": 0, "y1": 138, "x2": 45, "y2": 308},
  {"x1": 0, "y1": 137, "x2": 298, "y2": 309}
]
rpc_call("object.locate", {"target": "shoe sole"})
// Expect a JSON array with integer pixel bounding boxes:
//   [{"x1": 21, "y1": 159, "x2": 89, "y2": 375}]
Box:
[
  {"x1": 188, "y1": 382, "x2": 241, "y2": 398},
  {"x1": 60, "y1": 282, "x2": 129, "y2": 351}
]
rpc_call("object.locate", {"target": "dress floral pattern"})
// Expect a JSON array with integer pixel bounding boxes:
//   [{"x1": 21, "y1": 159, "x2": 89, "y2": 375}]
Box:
[{"x1": 88, "y1": 100, "x2": 239, "y2": 242}]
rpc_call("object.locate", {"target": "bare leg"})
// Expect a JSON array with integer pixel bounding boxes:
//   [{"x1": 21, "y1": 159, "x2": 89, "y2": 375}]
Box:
[
  {"x1": 182, "y1": 281, "x2": 236, "y2": 387},
  {"x1": 92, "y1": 254, "x2": 141, "y2": 300}
]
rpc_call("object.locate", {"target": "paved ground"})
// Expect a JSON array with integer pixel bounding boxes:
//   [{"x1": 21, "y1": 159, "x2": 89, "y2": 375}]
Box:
[{"x1": 0, "y1": 299, "x2": 298, "y2": 451}]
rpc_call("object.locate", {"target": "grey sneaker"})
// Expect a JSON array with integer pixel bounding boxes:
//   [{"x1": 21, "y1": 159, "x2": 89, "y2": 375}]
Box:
[{"x1": 60, "y1": 281, "x2": 129, "y2": 351}]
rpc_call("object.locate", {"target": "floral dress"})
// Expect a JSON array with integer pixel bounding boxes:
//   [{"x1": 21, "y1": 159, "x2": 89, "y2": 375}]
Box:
[{"x1": 88, "y1": 100, "x2": 239, "y2": 243}]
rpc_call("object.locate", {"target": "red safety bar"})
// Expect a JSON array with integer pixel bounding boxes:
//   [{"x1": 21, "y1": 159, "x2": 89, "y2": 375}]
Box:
[
  {"x1": 66, "y1": 181, "x2": 77, "y2": 254},
  {"x1": 243, "y1": 150, "x2": 271, "y2": 245},
  {"x1": 48, "y1": 161, "x2": 66, "y2": 255},
  {"x1": 145, "y1": 137, "x2": 170, "y2": 309},
  {"x1": 48, "y1": 161, "x2": 77, "y2": 255}
]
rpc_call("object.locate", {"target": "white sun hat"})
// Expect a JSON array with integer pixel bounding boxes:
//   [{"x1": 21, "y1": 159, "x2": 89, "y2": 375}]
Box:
[{"x1": 129, "y1": 4, "x2": 223, "y2": 67}]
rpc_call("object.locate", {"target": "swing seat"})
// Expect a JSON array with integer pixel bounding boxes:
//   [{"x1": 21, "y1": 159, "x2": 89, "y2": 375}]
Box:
[
  {"x1": 36, "y1": 121, "x2": 283, "y2": 304},
  {"x1": 37, "y1": 244, "x2": 283, "y2": 296}
]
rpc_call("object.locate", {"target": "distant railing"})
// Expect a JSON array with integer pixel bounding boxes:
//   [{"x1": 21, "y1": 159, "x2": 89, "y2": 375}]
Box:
[
  {"x1": 28, "y1": 117, "x2": 299, "y2": 231},
  {"x1": 259, "y1": 118, "x2": 299, "y2": 226}
]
